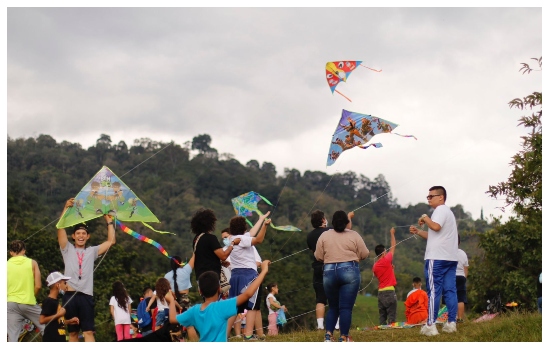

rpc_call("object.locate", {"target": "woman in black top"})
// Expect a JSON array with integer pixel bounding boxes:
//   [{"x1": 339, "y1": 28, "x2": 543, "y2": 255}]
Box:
[{"x1": 191, "y1": 208, "x2": 240, "y2": 280}]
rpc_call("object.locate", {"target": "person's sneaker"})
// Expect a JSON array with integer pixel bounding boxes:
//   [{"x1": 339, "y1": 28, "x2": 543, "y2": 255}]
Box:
[
  {"x1": 338, "y1": 335, "x2": 354, "y2": 342},
  {"x1": 420, "y1": 324, "x2": 439, "y2": 336},
  {"x1": 243, "y1": 335, "x2": 258, "y2": 341},
  {"x1": 324, "y1": 333, "x2": 335, "y2": 342},
  {"x1": 257, "y1": 334, "x2": 266, "y2": 341},
  {"x1": 442, "y1": 321, "x2": 457, "y2": 333}
]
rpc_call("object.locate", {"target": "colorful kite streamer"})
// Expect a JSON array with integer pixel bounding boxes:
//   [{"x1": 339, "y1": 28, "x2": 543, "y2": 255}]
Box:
[{"x1": 116, "y1": 220, "x2": 173, "y2": 259}]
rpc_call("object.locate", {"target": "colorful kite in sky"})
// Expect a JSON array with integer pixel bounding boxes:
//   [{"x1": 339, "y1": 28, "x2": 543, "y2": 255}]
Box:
[
  {"x1": 327, "y1": 109, "x2": 416, "y2": 166},
  {"x1": 231, "y1": 191, "x2": 301, "y2": 232},
  {"x1": 56, "y1": 166, "x2": 174, "y2": 258},
  {"x1": 325, "y1": 60, "x2": 382, "y2": 102}
]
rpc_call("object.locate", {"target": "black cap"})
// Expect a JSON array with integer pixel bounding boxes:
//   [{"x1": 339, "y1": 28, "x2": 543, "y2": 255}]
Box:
[{"x1": 72, "y1": 222, "x2": 89, "y2": 234}]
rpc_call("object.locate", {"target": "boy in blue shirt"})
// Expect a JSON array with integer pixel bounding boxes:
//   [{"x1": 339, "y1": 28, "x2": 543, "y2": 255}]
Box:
[{"x1": 167, "y1": 260, "x2": 270, "y2": 342}]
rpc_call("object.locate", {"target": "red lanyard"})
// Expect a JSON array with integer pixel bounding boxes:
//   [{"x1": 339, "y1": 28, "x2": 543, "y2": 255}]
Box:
[{"x1": 76, "y1": 250, "x2": 85, "y2": 280}]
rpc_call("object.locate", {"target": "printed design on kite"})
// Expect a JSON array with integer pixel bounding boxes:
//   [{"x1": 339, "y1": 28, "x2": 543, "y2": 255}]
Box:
[
  {"x1": 325, "y1": 60, "x2": 381, "y2": 102},
  {"x1": 56, "y1": 166, "x2": 160, "y2": 228},
  {"x1": 231, "y1": 191, "x2": 301, "y2": 232},
  {"x1": 327, "y1": 109, "x2": 415, "y2": 167}
]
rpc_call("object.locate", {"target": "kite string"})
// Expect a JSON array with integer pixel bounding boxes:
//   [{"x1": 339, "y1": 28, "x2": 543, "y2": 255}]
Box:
[
  {"x1": 22, "y1": 218, "x2": 59, "y2": 242},
  {"x1": 118, "y1": 142, "x2": 173, "y2": 178},
  {"x1": 227, "y1": 230, "x2": 421, "y2": 337},
  {"x1": 269, "y1": 172, "x2": 337, "y2": 261},
  {"x1": 270, "y1": 248, "x2": 309, "y2": 264},
  {"x1": 360, "y1": 64, "x2": 382, "y2": 72},
  {"x1": 352, "y1": 192, "x2": 389, "y2": 212}
]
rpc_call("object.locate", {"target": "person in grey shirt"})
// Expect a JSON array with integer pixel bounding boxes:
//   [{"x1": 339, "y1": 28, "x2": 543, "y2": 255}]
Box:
[{"x1": 57, "y1": 198, "x2": 116, "y2": 342}]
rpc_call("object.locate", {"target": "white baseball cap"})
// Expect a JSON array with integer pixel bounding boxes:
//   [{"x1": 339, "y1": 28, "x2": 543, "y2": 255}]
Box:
[{"x1": 46, "y1": 271, "x2": 71, "y2": 286}]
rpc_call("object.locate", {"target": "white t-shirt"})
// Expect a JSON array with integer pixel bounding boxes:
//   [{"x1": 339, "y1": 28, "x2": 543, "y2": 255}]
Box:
[
  {"x1": 230, "y1": 232, "x2": 260, "y2": 269},
  {"x1": 109, "y1": 295, "x2": 133, "y2": 325},
  {"x1": 266, "y1": 292, "x2": 279, "y2": 315},
  {"x1": 456, "y1": 249, "x2": 469, "y2": 277},
  {"x1": 424, "y1": 205, "x2": 458, "y2": 261},
  {"x1": 153, "y1": 290, "x2": 169, "y2": 311},
  {"x1": 223, "y1": 244, "x2": 261, "y2": 281}
]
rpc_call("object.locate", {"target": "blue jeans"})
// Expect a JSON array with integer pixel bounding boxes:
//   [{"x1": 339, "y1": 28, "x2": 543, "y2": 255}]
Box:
[
  {"x1": 156, "y1": 309, "x2": 168, "y2": 327},
  {"x1": 323, "y1": 261, "x2": 360, "y2": 336},
  {"x1": 425, "y1": 259, "x2": 458, "y2": 325}
]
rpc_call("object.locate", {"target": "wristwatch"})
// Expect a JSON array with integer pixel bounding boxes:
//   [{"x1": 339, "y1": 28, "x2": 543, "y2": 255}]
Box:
[
  {"x1": 107, "y1": 222, "x2": 115, "y2": 226},
  {"x1": 421, "y1": 214, "x2": 428, "y2": 219}
]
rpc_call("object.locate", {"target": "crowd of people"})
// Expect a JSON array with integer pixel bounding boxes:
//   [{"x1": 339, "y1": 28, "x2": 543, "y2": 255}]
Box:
[{"x1": 7, "y1": 185, "x2": 514, "y2": 342}]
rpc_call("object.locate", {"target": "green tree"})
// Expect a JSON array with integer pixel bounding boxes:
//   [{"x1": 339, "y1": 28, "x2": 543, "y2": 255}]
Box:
[
  {"x1": 191, "y1": 134, "x2": 213, "y2": 153},
  {"x1": 469, "y1": 57, "x2": 542, "y2": 312}
]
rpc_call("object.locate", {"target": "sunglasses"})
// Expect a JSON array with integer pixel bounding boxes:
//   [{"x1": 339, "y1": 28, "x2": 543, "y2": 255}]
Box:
[{"x1": 426, "y1": 194, "x2": 442, "y2": 200}]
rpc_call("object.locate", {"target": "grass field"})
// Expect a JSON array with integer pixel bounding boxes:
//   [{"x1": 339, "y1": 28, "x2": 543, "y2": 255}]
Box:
[
  {"x1": 351, "y1": 294, "x2": 407, "y2": 328},
  {"x1": 229, "y1": 296, "x2": 542, "y2": 342}
]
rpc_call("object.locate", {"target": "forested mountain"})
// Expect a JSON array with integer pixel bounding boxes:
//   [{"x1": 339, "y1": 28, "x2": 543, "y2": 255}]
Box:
[{"x1": 7, "y1": 133, "x2": 489, "y2": 339}]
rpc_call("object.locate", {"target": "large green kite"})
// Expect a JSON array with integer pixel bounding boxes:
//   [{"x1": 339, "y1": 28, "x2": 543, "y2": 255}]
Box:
[{"x1": 56, "y1": 166, "x2": 160, "y2": 228}]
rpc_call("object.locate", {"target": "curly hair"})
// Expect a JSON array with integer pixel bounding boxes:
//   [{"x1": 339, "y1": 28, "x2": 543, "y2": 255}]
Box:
[
  {"x1": 229, "y1": 216, "x2": 247, "y2": 236},
  {"x1": 9, "y1": 240, "x2": 26, "y2": 254},
  {"x1": 112, "y1": 281, "x2": 130, "y2": 311},
  {"x1": 155, "y1": 277, "x2": 171, "y2": 304},
  {"x1": 191, "y1": 208, "x2": 217, "y2": 234},
  {"x1": 310, "y1": 210, "x2": 325, "y2": 228}
]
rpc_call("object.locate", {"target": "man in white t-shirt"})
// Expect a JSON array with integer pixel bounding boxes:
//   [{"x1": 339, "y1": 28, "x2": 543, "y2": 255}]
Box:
[{"x1": 410, "y1": 186, "x2": 458, "y2": 336}]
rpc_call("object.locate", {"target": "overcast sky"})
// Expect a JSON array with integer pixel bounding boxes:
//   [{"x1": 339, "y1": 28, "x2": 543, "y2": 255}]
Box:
[{"x1": 5, "y1": 6, "x2": 542, "y2": 224}]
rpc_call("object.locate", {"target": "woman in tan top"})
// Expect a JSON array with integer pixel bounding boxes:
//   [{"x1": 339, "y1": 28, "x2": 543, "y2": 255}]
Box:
[{"x1": 315, "y1": 211, "x2": 369, "y2": 342}]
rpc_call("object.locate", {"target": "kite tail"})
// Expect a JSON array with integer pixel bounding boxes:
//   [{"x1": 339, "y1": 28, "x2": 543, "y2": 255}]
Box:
[
  {"x1": 393, "y1": 133, "x2": 418, "y2": 140},
  {"x1": 245, "y1": 218, "x2": 254, "y2": 228},
  {"x1": 115, "y1": 220, "x2": 172, "y2": 259},
  {"x1": 357, "y1": 142, "x2": 383, "y2": 150},
  {"x1": 360, "y1": 64, "x2": 382, "y2": 72},
  {"x1": 258, "y1": 194, "x2": 273, "y2": 206},
  {"x1": 141, "y1": 222, "x2": 175, "y2": 235},
  {"x1": 335, "y1": 89, "x2": 352, "y2": 102}
]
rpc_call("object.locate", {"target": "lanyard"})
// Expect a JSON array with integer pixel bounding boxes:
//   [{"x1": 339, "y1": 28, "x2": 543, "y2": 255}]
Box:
[{"x1": 76, "y1": 250, "x2": 85, "y2": 280}]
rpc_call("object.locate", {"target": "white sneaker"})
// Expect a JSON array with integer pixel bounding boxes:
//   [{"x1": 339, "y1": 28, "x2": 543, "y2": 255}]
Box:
[
  {"x1": 420, "y1": 324, "x2": 439, "y2": 336},
  {"x1": 442, "y1": 321, "x2": 457, "y2": 333}
]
